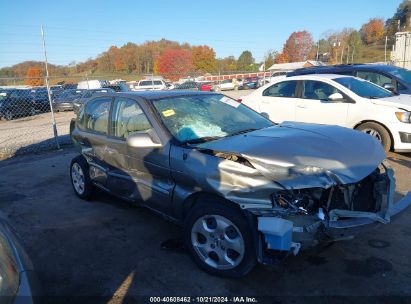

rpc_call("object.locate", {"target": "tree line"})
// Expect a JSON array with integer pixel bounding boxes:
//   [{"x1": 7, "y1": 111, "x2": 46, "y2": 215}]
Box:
[{"x1": 1, "y1": 0, "x2": 410, "y2": 84}]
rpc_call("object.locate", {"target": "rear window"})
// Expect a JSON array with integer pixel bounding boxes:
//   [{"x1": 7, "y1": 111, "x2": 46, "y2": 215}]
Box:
[
  {"x1": 333, "y1": 77, "x2": 394, "y2": 99},
  {"x1": 139, "y1": 80, "x2": 162, "y2": 86}
]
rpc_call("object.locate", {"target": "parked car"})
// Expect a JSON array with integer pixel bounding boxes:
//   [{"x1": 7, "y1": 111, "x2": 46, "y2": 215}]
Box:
[
  {"x1": 241, "y1": 74, "x2": 411, "y2": 152},
  {"x1": 77, "y1": 80, "x2": 109, "y2": 90},
  {"x1": 103, "y1": 83, "x2": 129, "y2": 92},
  {"x1": 0, "y1": 89, "x2": 36, "y2": 120},
  {"x1": 133, "y1": 79, "x2": 167, "y2": 91},
  {"x1": 198, "y1": 82, "x2": 215, "y2": 91},
  {"x1": 70, "y1": 90, "x2": 411, "y2": 277},
  {"x1": 214, "y1": 78, "x2": 242, "y2": 91},
  {"x1": 173, "y1": 81, "x2": 200, "y2": 90},
  {"x1": 72, "y1": 88, "x2": 115, "y2": 113},
  {"x1": 0, "y1": 215, "x2": 39, "y2": 303},
  {"x1": 242, "y1": 77, "x2": 260, "y2": 89},
  {"x1": 53, "y1": 89, "x2": 85, "y2": 112},
  {"x1": 29, "y1": 87, "x2": 50, "y2": 113},
  {"x1": 287, "y1": 64, "x2": 411, "y2": 94}
]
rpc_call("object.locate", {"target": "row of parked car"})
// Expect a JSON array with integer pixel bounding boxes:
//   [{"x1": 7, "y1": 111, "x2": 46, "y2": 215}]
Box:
[
  {"x1": 130, "y1": 76, "x2": 268, "y2": 92},
  {"x1": 0, "y1": 83, "x2": 129, "y2": 121}
]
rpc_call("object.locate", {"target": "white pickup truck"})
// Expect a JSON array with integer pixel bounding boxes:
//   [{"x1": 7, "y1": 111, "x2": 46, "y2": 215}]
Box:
[{"x1": 132, "y1": 80, "x2": 167, "y2": 91}]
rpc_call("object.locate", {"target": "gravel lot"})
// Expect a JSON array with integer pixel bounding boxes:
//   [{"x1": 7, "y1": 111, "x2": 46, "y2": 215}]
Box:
[
  {"x1": 0, "y1": 111, "x2": 74, "y2": 159},
  {"x1": 0, "y1": 149, "x2": 410, "y2": 302}
]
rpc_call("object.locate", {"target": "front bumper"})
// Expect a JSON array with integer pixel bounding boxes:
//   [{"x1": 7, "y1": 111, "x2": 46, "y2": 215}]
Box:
[
  {"x1": 256, "y1": 163, "x2": 411, "y2": 263},
  {"x1": 387, "y1": 121, "x2": 411, "y2": 152}
]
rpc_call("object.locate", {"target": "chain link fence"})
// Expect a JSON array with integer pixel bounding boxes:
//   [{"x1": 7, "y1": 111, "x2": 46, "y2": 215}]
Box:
[
  {"x1": 0, "y1": 77, "x2": 74, "y2": 159},
  {"x1": 0, "y1": 72, "x2": 258, "y2": 160}
]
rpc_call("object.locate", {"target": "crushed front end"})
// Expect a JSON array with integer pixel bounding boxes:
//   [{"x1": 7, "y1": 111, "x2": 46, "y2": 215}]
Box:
[{"x1": 247, "y1": 161, "x2": 411, "y2": 264}]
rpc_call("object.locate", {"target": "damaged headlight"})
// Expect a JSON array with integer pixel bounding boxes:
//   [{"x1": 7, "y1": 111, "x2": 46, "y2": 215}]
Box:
[{"x1": 272, "y1": 189, "x2": 323, "y2": 215}]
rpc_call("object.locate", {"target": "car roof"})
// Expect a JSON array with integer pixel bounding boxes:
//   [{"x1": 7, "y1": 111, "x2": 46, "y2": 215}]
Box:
[
  {"x1": 289, "y1": 64, "x2": 398, "y2": 75},
  {"x1": 101, "y1": 90, "x2": 218, "y2": 101},
  {"x1": 282, "y1": 73, "x2": 352, "y2": 81}
]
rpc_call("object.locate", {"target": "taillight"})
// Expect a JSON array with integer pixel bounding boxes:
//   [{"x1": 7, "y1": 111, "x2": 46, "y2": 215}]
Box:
[{"x1": 237, "y1": 99, "x2": 242, "y2": 103}]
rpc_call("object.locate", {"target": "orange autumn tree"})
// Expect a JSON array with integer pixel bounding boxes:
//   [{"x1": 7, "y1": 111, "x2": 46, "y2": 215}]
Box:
[
  {"x1": 25, "y1": 67, "x2": 44, "y2": 86},
  {"x1": 192, "y1": 45, "x2": 216, "y2": 73},
  {"x1": 282, "y1": 31, "x2": 314, "y2": 62},
  {"x1": 274, "y1": 52, "x2": 289, "y2": 63},
  {"x1": 156, "y1": 48, "x2": 193, "y2": 81},
  {"x1": 360, "y1": 18, "x2": 385, "y2": 45}
]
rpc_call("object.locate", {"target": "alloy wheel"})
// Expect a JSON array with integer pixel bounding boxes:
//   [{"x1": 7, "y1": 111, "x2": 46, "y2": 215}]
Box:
[
  {"x1": 191, "y1": 214, "x2": 245, "y2": 270},
  {"x1": 71, "y1": 163, "x2": 85, "y2": 195},
  {"x1": 361, "y1": 128, "x2": 382, "y2": 142}
]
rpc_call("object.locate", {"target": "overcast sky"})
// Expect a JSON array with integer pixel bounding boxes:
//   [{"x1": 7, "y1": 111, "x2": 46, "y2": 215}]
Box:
[{"x1": 0, "y1": 0, "x2": 401, "y2": 67}]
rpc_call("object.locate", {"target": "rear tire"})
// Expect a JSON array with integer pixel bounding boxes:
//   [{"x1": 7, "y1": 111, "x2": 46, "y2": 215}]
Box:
[
  {"x1": 70, "y1": 155, "x2": 93, "y2": 200},
  {"x1": 184, "y1": 199, "x2": 256, "y2": 278},
  {"x1": 4, "y1": 111, "x2": 13, "y2": 121},
  {"x1": 356, "y1": 122, "x2": 391, "y2": 152}
]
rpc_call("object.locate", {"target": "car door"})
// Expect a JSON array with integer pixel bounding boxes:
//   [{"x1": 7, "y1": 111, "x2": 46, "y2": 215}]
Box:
[
  {"x1": 258, "y1": 80, "x2": 298, "y2": 123},
  {"x1": 75, "y1": 97, "x2": 113, "y2": 187},
  {"x1": 108, "y1": 97, "x2": 174, "y2": 214},
  {"x1": 295, "y1": 80, "x2": 349, "y2": 126}
]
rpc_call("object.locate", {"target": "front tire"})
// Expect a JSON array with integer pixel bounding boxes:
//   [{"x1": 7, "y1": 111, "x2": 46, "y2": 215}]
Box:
[
  {"x1": 356, "y1": 122, "x2": 391, "y2": 152},
  {"x1": 184, "y1": 199, "x2": 256, "y2": 278},
  {"x1": 70, "y1": 155, "x2": 93, "y2": 200}
]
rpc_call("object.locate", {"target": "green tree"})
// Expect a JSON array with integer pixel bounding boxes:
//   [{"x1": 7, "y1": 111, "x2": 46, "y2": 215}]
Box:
[
  {"x1": 263, "y1": 50, "x2": 278, "y2": 70},
  {"x1": 237, "y1": 51, "x2": 254, "y2": 71},
  {"x1": 347, "y1": 30, "x2": 362, "y2": 62}
]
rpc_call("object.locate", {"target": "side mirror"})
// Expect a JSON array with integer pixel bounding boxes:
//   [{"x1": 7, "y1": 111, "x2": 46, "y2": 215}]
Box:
[
  {"x1": 126, "y1": 131, "x2": 162, "y2": 149},
  {"x1": 383, "y1": 83, "x2": 395, "y2": 92},
  {"x1": 328, "y1": 92, "x2": 345, "y2": 102}
]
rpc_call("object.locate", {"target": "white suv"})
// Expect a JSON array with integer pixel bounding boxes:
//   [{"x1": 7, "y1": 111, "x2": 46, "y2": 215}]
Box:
[
  {"x1": 132, "y1": 80, "x2": 167, "y2": 91},
  {"x1": 242, "y1": 74, "x2": 411, "y2": 152}
]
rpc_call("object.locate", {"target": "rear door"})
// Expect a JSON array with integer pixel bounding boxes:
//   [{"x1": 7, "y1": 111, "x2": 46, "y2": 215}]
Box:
[
  {"x1": 295, "y1": 80, "x2": 349, "y2": 126},
  {"x1": 75, "y1": 97, "x2": 112, "y2": 187},
  {"x1": 258, "y1": 80, "x2": 298, "y2": 123}
]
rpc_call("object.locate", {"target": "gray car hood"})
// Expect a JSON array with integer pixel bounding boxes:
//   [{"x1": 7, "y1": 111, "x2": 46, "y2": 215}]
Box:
[{"x1": 198, "y1": 122, "x2": 386, "y2": 188}]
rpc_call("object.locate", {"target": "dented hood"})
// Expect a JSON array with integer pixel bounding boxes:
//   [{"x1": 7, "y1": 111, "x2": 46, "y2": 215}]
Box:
[{"x1": 198, "y1": 122, "x2": 386, "y2": 187}]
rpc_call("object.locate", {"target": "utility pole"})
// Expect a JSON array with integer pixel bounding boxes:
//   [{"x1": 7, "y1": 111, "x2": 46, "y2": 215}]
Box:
[
  {"x1": 316, "y1": 41, "x2": 320, "y2": 61},
  {"x1": 384, "y1": 36, "x2": 388, "y2": 63},
  {"x1": 41, "y1": 25, "x2": 60, "y2": 150}
]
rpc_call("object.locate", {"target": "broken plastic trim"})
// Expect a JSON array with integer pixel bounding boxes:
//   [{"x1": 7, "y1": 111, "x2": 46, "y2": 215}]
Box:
[{"x1": 326, "y1": 161, "x2": 411, "y2": 228}]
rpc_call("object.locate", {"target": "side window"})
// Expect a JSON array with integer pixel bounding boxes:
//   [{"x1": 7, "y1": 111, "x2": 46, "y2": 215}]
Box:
[
  {"x1": 111, "y1": 98, "x2": 152, "y2": 139},
  {"x1": 397, "y1": 81, "x2": 407, "y2": 91},
  {"x1": 302, "y1": 80, "x2": 341, "y2": 100},
  {"x1": 263, "y1": 81, "x2": 297, "y2": 97},
  {"x1": 357, "y1": 71, "x2": 392, "y2": 87},
  {"x1": 82, "y1": 97, "x2": 111, "y2": 134}
]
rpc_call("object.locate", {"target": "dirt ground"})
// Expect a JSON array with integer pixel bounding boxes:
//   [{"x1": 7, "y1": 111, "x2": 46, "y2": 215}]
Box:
[{"x1": 0, "y1": 147, "x2": 410, "y2": 303}]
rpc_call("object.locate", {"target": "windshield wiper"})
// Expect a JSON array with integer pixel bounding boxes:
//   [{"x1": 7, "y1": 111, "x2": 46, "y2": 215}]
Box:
[
  {"x1": 182, "y1": 136, "x2": 223, "y2": 145},
  {"x1": 228, "y1": 128, "x2": 259, "y2": 137},
  {"x1": 367, "y1": 96, "x2": 380, "y2": 99}
]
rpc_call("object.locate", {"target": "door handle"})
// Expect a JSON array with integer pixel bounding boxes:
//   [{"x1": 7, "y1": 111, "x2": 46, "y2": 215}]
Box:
[{"x1": 297, "y1": 104, "x2": 306, "y2": 109}]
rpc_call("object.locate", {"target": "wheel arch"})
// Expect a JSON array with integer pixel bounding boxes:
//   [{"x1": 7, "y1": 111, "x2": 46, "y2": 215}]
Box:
[
  {"x1": 181, "y1": 191, "x2": 245, "y2": 222},
  {"x1": 353, "y1": 120, "x2": 394, "y2": 150}
]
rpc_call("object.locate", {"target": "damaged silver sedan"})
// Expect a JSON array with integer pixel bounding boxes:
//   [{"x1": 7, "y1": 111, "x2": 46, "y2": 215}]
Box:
[{"x1": 70, "y1": 91, "x2": 411, "y2": 277}]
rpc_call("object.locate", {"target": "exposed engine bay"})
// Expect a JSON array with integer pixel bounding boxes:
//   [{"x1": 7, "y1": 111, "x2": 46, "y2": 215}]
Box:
[{"x1": 271, "y1": 166, "x2": 389, "y2": 217}]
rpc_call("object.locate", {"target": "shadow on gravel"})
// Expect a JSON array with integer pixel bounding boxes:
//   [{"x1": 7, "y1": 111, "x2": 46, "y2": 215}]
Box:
[{"x1": 388, "y1": 152, "x2": 411, "y2": 169}]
